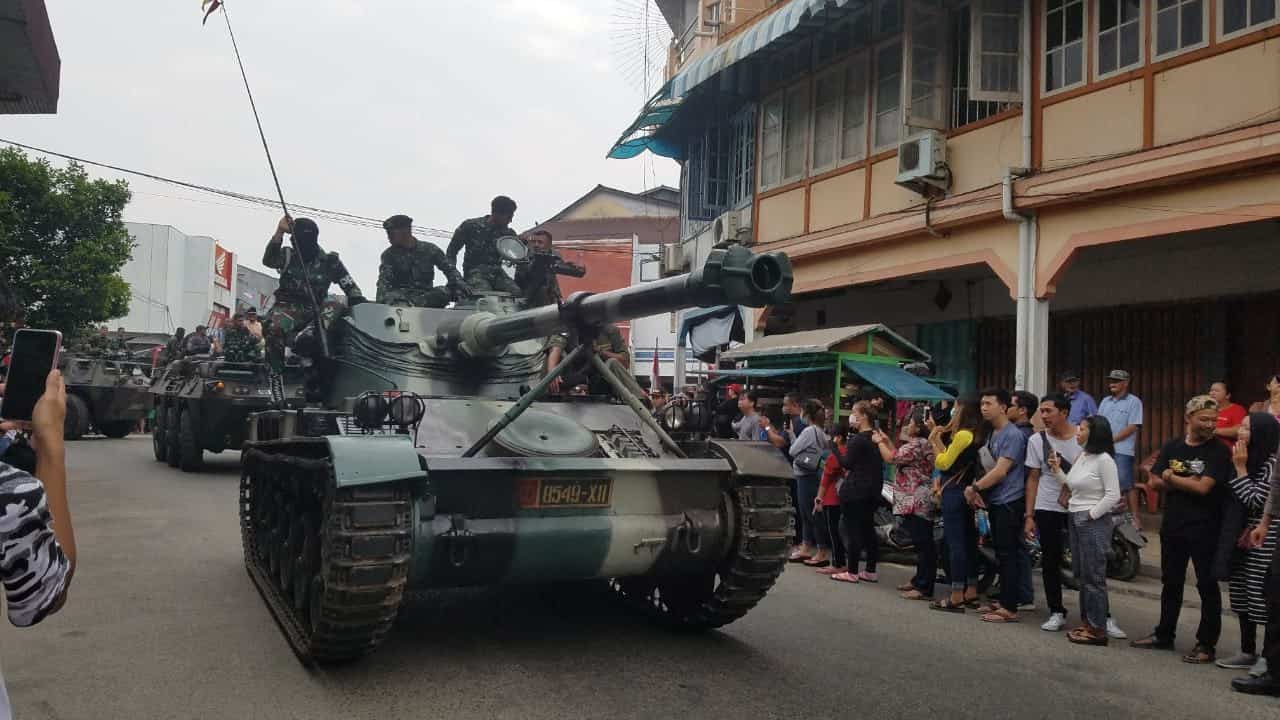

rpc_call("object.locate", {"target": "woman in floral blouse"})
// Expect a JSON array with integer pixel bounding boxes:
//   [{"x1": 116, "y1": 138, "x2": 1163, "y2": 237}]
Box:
[{"x1": 873, "y1": 408, "x2": 937, "y2": 600}]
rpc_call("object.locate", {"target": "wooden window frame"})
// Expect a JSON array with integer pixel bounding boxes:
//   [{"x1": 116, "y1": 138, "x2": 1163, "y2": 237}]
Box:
[
  {"x1": 1151, "y1": 0, "x2": 1210, "y2": 60},
  {"x1": 1094, "y1": 0, "x2": 1146, "y2": 80},
  {"x1": 1042, "y1": 0, "x2": 1089, "y2": 96},
  {"x1": 1218, "y1": 0, "x2": 1280, "y2": 41},
  {"x1": 968, "y1": 0, "x2": 1024, "y2": 102}
]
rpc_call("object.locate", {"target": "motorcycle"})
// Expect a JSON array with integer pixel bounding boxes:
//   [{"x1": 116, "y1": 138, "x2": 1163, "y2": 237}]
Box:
[{"x1": 1059, "y1": 515, "x2": 1146, "y2": 582}]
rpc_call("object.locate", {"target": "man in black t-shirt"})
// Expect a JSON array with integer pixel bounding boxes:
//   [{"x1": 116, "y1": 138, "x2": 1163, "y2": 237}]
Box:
[{"x1": 1131, "y1": 395, "x2": 1231, "y2": 663}]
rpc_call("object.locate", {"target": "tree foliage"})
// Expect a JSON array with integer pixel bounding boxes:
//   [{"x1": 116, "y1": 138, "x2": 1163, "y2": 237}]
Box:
[{"x1": 0, "y1": 147, "x2": 133, "y2": 340}]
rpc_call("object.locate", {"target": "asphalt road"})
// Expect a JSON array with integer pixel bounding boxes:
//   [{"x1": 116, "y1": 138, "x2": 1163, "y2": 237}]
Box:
[{"x1": 2, "y1": 436, "x2": 1276, "y2": 719}]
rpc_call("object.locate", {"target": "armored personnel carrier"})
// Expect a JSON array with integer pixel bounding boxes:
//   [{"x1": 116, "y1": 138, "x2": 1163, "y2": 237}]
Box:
[
  {"x1": 151, "y1": 356, "x2": 304, "y2": 471},
  {"x1": 239, "y1": 243, "x2": 795, "y2": 664},
  {"x1": 59, "y1": 353, "x2": 154, "y2": 440}
]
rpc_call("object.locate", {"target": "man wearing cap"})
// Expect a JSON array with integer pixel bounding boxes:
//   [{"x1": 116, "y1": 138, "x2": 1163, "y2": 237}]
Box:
[
  {"x1": 446, "y1": 195, "x2": 521, "y2": 294},
  {"x1": 1098, "y1": 369, "x2": 1145, "y2": 528},
  {"x1": 1131, "y1": 395, "x2": 1230, "y2": 664},
  {"x1": 377, "y1": 214, "x2": 467, "y2": 308},
  {"x1": 1059, "y1": 371, "x2": 1098, "y2": 425},
  {"x1": 262, "y1": 215, "x2": 365, "y2": 375}
]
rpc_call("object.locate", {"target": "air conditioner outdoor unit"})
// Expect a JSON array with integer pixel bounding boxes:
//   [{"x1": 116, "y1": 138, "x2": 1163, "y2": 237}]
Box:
[
  {"x1": 895, "y1": 130, "x2": 950, "y2": 195},
  {"x1": 713, "y1": 208, "x2": 753, "y2": 245},
  {"x1": 660, "y1": 243, "x2": 684, "y2": 277}
]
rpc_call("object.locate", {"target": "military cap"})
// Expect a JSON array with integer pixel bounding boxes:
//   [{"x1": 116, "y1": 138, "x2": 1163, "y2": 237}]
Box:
[{"x1": 383, "y1": 214, "x2": 413, "y2": 231}]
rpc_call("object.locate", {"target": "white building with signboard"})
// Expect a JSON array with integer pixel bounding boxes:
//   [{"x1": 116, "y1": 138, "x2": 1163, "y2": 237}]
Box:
[{"x1": 118, "y1": 222, "x2": 236, "y2": 339}]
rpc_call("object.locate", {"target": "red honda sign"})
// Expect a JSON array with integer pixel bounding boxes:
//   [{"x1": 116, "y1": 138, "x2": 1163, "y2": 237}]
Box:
[{"x1": 214, "y1": 243, "x2": 234, "y2": 289}]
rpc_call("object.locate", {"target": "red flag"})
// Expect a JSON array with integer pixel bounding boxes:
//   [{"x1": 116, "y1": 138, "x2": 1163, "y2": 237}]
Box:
[
  {"x1": 651, "y1": 339, "x2": 661, "y2": 393},
  {"x1": 202, "y1": 0, "x2": 223, "y2": 25}
]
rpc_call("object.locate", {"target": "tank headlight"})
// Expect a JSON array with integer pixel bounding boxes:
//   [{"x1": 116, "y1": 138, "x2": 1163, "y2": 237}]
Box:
[
  {"x1": 388, "y1": 393, "x2": 424, "y2": 427},
  {"x1": 661, "y1": 404, "x2": 687, "y2": 432},
  {"x1": 353, "y1": 393, "x2": 389, "y2": 429}
]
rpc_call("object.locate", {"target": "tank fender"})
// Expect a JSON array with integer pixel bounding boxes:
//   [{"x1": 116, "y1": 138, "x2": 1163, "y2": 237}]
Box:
[
  {"x1": 705, "y1": 439, "x2": 792, "y2": 480},
  {"x1": 327, "y1": 435, "x2": 427, "y2": 488}
]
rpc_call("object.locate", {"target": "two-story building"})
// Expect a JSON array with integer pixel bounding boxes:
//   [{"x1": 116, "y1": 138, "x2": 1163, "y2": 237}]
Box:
[{"x1": 611, "y1": 0, "x2": 1280, "y2": 459}]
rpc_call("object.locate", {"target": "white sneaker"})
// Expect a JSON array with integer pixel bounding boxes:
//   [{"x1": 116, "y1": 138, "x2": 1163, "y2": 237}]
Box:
[
  {"x1": 1105, "y1": 617, "x2": 1128, "y2": 640},
  {"x1": 1250, "y1": 657, "x2": 1269, "y2": 678},
  {"x1": 1040, "y1": 612, "x2": 1066, "y2": 632}
]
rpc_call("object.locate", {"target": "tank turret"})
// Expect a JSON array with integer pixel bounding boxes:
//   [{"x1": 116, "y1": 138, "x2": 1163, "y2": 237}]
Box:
[{"x1": 433, "y1": 244, "x2": 792, "y2": 357}]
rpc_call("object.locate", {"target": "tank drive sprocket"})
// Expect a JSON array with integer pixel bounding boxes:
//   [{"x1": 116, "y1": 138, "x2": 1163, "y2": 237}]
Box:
[{"x1": 239, "y1": 440, "x2": 411, "y2": 664}]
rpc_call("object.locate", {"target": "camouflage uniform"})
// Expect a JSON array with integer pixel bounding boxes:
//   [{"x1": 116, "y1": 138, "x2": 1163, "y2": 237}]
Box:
[
  {"x1": 514, "y1": 251, "x2": 585, "y2": 307},
  {"x1": 446, "y1": 216, "x2": 520, "y2": 294},
  {"x1": 377, "y1": 240, "x2": 465, "y2": 308},
  {"x1": 156, "y1": 337, "x2": 183, "y2": 367},
  {"x1": 85, "y1": 334, "x2": 110, "y2": 355},
  {"x1": 262, "y1": 239, "x2": 364, "y2": 373},
  {"x1": 223, "y1": 326, "x2": 260, "y2": 363},
  {"x1": 548, "y1": 324, "x2": 631, "y2": 395}
]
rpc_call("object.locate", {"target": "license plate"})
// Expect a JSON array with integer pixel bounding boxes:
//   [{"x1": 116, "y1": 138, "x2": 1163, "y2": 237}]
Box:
[{"x1": 517, "y1": 478, "x2": 612, "y2": 509}]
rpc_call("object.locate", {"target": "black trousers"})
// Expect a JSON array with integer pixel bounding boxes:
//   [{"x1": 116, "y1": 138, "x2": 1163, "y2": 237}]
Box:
[
  {"x1": 1155, "y1": 530, "x2": 1223, "y2": 648},
  {"x1": 1036, "y1": 510, "x2": 1069, "y2": 616},
  {"x1": 904, "y1": 514, "x2": 937, "y2": 594},
  {"x1": 841, "y1": 499, "x2": 879, "y2": 574},
  {"x1": 819, "y1": 505, "x2": 846, "y2": 568},
  {"x1": 1263, "y1": 551, "x2": 1280, "y2": 667},
  {"x1": 988, "y1": 498, "x2": 1025, "y2": 612}
]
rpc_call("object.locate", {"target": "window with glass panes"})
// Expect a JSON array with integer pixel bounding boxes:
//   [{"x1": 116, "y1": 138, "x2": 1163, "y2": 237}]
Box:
[
  {"x1": 1221, "y1": 0, "x2": 1278, "y2": 37},
  {"x1": 760, "y1": 97, "x2": 783, "y2": 189},
  {"x1": 1154, "y1": 0, "x2": 1204, "y2": 57},
  {"x1": 1097, "y1": 0, "x2": 1142, "y2": 76},
  {"x1": 782, "y1": 84, "x2": 810, "y2": 182},
  {"x1": 874, "y1": 40, "x2": 904, "y2": 149},
  {"x1": 729, "y1": 106, "x2": 755, "y2": 207},
  {"x1": 1044, "y1": 0, "x2": 1085, "y2": 91}
]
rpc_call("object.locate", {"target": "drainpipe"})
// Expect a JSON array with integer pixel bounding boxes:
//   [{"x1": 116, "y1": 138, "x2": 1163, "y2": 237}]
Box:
[{"x1": 1005, "y1": 0, "x2": 1044, "y2": 394}]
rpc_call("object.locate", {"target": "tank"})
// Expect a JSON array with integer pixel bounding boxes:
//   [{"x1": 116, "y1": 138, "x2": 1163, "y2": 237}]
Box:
[
  {"x1": 239, "y1": 244, "x2": 796, "y2": 664},
  {"x1": 150, "y1": 356, "x2": 305, "y2": 471},
  {"x1": 58, "y1": 353, "x2": 154, "y2": 440}
]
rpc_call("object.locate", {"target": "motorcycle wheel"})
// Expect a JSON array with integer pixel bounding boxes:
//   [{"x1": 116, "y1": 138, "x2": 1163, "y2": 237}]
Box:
[{"x1": 1107, "y1": 535, "x2": 1141, "y2": 581}]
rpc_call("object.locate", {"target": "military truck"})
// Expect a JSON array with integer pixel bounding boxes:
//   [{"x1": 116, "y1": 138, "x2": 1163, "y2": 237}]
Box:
[
  {"x1": 59, "y1": 354, "x2": 154, "y2": 440},
  {"x1": 238, "y1": 242, "x2": 795, "y2": 664},
  {"x1": 151, "y1": 356, "x2": 303, "y2": 471}
]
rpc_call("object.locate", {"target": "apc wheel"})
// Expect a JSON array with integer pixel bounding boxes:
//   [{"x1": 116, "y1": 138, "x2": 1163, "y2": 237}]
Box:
[
  {"x1": 63, "y1": 394, "x2": 90, "y2": 441},
  {"x1": 152, "y1": 405, "x2": 168, "y2": 461},
  {"x1": 165, "y1": 405, "x2": 181, "y2": 467},
  {"x1": 100, "y1": 420, "x2": 133, "y2": 439},
  {"x1": 178, "y1": 408, "x2": 203, "y2": 472}
]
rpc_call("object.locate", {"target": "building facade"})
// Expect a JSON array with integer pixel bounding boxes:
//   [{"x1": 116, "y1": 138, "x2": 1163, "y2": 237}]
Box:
[
  {"x1": 0, "y1": 0, "x2": 59, "y2": 115},
  {"x1": 119, "y1": 222, "x2": 237, "y2": 337},
  {"x1": 614, "y1": 0, "x2": 1280, "y2": 460}
]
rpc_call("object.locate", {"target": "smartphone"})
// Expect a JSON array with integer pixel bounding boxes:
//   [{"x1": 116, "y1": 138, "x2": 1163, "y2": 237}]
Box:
[{"x1": 1, "y1": 329, "x2": 62, "y2": 422}]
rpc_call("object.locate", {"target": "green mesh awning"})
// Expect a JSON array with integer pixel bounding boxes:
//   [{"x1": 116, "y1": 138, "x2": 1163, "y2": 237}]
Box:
[{"x1": 842, "y1": 360, "x2": 954, "y2": 402}]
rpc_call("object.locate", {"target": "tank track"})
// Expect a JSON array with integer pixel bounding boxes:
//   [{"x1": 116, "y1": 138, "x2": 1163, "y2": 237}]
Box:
[
  {"x1": 609, "y1": 479, "x2": 792, "y2": 628},
  {"x1": 239, "y1": 441, "x2": 411, "y2": 664}
]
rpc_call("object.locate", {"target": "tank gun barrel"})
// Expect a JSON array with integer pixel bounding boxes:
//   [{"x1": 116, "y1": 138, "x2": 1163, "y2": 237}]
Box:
[{"x1": 438, "y1": 245, "x2": 792, "y2": 357}]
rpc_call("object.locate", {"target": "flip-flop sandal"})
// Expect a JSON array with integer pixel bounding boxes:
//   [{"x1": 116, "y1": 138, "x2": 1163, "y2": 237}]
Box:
[
  {"x1": 930, "y1": 598, "x2": 965, "y2": 613},
  {"x1": 975, "y1": 603, "x2": 1002, "y2": 614},
  {"x1": 896, "y1": 583, "x2": 915, "y2": 591},
  {"x1": 981, "y1": 611, "x2": 1019, "y2": 624},
  {"x1": 830, "y1": 572, "x2": 860, "y2": 584},
  {"x1": 1182, "y1": 645, "x2": 1216, "y2": 664},
  {"x1": 963, "y1": 598, "x2": 981, "y2": 609},
  {"x1": 816, "y1": 566, "x2": 845, "y2": 575},
  {"x1": 788, "y1": 553, "x2": 813, "y2": 563},
  {"x1": 1068, "y1": 629, "x2": 1108, "y2": 646},
  {"x1": 803, "y1": 557, "x2": 831, "y2": 567},
  {"x1": 901, "y1": 590, "x2": 930, "y2": 600}
]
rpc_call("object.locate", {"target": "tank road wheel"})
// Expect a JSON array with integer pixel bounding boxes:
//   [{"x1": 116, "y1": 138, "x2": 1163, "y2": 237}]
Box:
[
  {"x1": 100, "y1": 420, "x2": 133, "y2": 439},
  {"x1": 152, "y1": 405, "x2": 168, "y2": 461},
  {"x1": 240, "y1": 444, "x2": 411, "y2": 664},
  {"x1": 165, "y1": 405, "x2": 182, "y2": 467},
  {"x1": 178, "y1": 408, "x2": 203, "y2": 472},
  {"x1": 63, "y1": 394, "x2": 90, "y2": 441},
  {"x1": 610, "y1": 482, "x2": 792, "y2": 629}
]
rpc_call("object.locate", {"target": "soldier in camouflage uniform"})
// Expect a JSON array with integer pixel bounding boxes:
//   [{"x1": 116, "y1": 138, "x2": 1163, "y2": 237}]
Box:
[
  {"x1": 446, "y1": 195, "x2": 521, "y2": 294},
  {"x1": 262, "y1": 216, "x2": 365, "y2": 374},
  {"x1": 111, "y1": 327, "x2": 129, "y2": 353},
  {"x1": 544, "y1": 323, "x2": 632, "y2": 396},
  {"x1": 514, "y1": 229, "x2": 585, "y2": 307},
  {"x1": 377, "y1": 214, "x2": 468, "y2": 308},
  {"x1": 156, "y1": 327, "x2": 186, "y2": 367},
  {"x1": 222, "y1": 313, "x2": 261, "y2": 363}
]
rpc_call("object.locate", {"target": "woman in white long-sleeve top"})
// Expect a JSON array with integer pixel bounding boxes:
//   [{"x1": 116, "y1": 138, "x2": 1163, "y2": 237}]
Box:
[{"x1": 1048, "y1": 415, "x2": 1121, "y2": 646}]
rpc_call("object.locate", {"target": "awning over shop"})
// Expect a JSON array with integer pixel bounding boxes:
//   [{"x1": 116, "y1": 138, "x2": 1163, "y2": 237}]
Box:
[
  {"x1": 608, "y1": 0, "x2": 861, "y2": 159},
  {"x1": 842, "y1": 360, "x2": 955, "y2": 402},
  {"x1": 706, "y1": 366, "x2": 832, "y2": 384}
]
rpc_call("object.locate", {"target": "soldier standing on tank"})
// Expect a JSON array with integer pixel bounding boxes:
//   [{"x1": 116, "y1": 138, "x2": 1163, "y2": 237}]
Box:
[
  {"x1": 183, "y1": 325, "x2": 213, "y2": 356},
  {"x1": 377, "y1": 214, "x2": 468, "y2": 308},
  {"x1": 515, "y1": 229, "x2": 585, "y2": 307},
  {"x1": 110, "y1": 327, "x2": 129, "y2": 353},
  {"x1": 446, "y1": 195, "x2": 521, "y2": 294},
  {"x1": 262, "y1": 216, "x2": 365, "y2": 374},
  {"x1": 157, "y1": 327, "x2": 185, "y2": 366},
  {"x1": 223, "y1": 313, "x2": 260, "y2": 363}
]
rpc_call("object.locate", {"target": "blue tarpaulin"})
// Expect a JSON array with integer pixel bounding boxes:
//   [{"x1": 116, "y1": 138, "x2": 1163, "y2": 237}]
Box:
[{"x1": 842, "y1": 360, "x2": 955, "y2": 402}]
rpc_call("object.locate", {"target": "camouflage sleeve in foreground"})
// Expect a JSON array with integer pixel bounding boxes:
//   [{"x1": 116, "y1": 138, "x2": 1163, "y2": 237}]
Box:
[
  {"x1": 0, "y1": 462, "x2": 70, "y2": 628},
  {"x1": 375, "y1": 247, "x2": 395, "y2": 303},
  {"x1": 446, "y1": 220, "x2": 473, "y2": 265},
  {"x1": 429, "y1": 243, "x2": 464, "y2": 287},
  {"x1": 326, "y1": 253, "x2": 364, "y2": 299},
  {"x1": 262, "y1": 235, "x2": 286, "y2": 270},
  {"x1": 607, "y1": 325, "x2": 630, "y2": 364}
]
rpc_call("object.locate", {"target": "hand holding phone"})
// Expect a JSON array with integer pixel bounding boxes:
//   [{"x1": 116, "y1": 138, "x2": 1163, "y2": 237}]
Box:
[{"x1": 0, "y1": 329, "x2": 62, "y2": 424}]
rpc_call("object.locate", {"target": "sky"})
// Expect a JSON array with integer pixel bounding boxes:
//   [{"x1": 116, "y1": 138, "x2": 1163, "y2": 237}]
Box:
[{"x1": 4, "y1": 0, "x2": 678, "y2": 293}]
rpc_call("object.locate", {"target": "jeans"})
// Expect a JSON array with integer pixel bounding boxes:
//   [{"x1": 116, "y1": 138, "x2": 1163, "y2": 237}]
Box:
[
  {"x1": 1036, "y1": 510, "x2": 1070, "y2": 616},
  {"x1": 1155, "y1": 530, "x2": 1223, "y2": 648},
  {"x1": 819, "y1": 505, "x2": 846, "y2": 568},
  {"x1": 904, "y1": 514, "x2": 936, "y2": 594},
  {"x1": 841, "y1": 498, "x2": 879, "y2": 574},
  {"x1": 1070, "y1": 511, "x2": 1112, "y2": 629},
  {"x1": 941, "y1": 484, "x2": 979, "y2": 592},
  {"x1": 988, "y1": 497, "x2": 1026, "y2": 612},
  {"x1": 795, "y1": 474, "x2": 820, "y2": 548}
]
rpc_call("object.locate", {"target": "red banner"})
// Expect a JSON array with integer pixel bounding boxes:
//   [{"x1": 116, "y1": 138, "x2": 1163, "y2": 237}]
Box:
[
  {"x1": 214, "y1": 244, "x2": 233, "y2": 289},
  {"x1": 208, "y1": 304, "x2": 229, "y2": 329}
]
